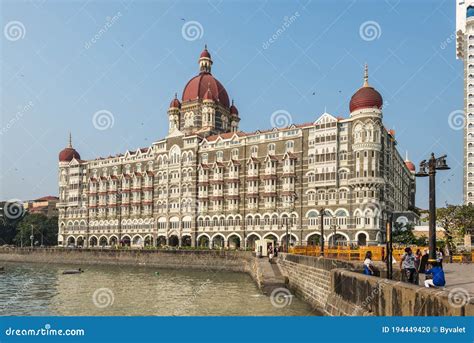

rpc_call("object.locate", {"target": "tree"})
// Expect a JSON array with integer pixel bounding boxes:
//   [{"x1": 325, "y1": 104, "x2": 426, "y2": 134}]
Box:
[
  {"x1": 13, "y1": 214, "x2": 58, "y2": 247},
  {"x1": 436, "y1": 204, "x2": 474, "y2": 253}
]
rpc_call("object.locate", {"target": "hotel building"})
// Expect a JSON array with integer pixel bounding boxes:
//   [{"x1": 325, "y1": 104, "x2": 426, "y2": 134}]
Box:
[{"x1": 57, "y1": 47, "x2": 416, "y2": 248}]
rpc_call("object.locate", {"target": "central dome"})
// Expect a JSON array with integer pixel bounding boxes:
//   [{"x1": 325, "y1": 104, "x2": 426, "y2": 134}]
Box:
[
  {"x1": 181, "y1": 46, "x2": 230, "y2": 108},
  {"x1": 349, "y1": 64, "x2": 383, "y2": 113},
  {"x1": 182, "y1": 73, "x2": 230, "y2": 107}
]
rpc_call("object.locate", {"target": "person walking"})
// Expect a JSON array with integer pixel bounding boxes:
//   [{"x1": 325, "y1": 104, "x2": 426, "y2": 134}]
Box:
[
  {"x1": 414, "y1": 249, "x2": 422, "y2": 285},
  {"x1": 363, "y1": 251, "x2": 375, "y2": 276},
  {"x1": 400, "y1": 247, "x2": 417, "y2": 284},
  {"x1": 418, "y1": 249, "x2": 429, "y2": 274},
  {"x1": 436, "y1": 248, "x2": 444, "y2": 268},
  {"x1": 424, "y1": 262, "x2": 446, "y2": 288},
  {"x1": 268, "y1": 245, "x2": 274, "y2": 261}
]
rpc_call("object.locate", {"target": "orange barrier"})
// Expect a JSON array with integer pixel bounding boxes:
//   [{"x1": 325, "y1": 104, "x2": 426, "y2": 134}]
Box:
[{"x1": 289, "y1": 245, "x2": 472, "y2": 263}]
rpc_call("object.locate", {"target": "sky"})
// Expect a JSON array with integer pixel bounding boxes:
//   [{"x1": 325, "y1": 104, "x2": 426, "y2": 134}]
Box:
[{"x1": 0, "y1": 0, "x2": 465, "y2": 209}]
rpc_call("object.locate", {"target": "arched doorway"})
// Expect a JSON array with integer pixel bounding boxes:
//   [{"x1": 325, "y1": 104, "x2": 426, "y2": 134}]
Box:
[
  {"x1": 169, "y1": 235, "x2": 179, "y2": 247},
  {"x1": 99, "y1": 236, "x2": 108, "y2": 247},
  {"x1": 144, "y1": 236, "x2": 153, "y2": 247},
  {"x1": 307, "y1": 234, "x2": 320, "y2": 246},
  {"x1": 246, "y1": 234, "x2": 259, "y2": 250},
  {"x1": 212, "y1": 235, "x2": 225, "y2": 249},
  {"x1": 121, "y1": 236, "x2": 131, "y2": 247},
  {"x1": 330, "y1": 233, "x2": 348, "y2": 247},
  {"x1": 357, "y1": 233, "x2": 367, "y2": 246},
  {"x1": 132, "y1": 235, "x2": 143, "y2": 247},
  {"x1": 76, "y1": 237, "x2": 84, "y2": 247},
  {"x1": 89, "y1": 236, "x2": 98, "y2": 247},
  {"x1": 67, "y1": 236, "x2": 75, "y2": 246},
  {"x1": 198, "y1": 235, "x2": 209, "y2": 248},
  {"x1": 181, "y1": 236, "x2": 192, "y2": 247},
  {"x1": 157, "y1": 236, "x2": 167, "y2": 247},
  {"x1": 109, "y1": 236, "x2": 118, "y2": 247},
  {"x1": 281, "y1": 234, "x2": 297, "y2": 248},
  {"x1": 228, "y1": 235, "x2": 241, "y2": 249}
]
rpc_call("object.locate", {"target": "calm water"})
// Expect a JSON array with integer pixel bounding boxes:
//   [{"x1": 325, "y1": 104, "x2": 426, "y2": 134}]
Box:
[{"x1": 0, "y1": 262, "x2": 314, "y2": 316}]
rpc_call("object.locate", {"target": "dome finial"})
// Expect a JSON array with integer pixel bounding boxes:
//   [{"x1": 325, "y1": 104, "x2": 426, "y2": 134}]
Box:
[
  {"x1": 68, "y1": 132, "x2": 72, "y2": 148},
  {"x1": 363, "y1": 63, "x2": 369, "y2": 87},
  {"x1": 405, "y1": 150, "x2": 408, "y2": 161}
]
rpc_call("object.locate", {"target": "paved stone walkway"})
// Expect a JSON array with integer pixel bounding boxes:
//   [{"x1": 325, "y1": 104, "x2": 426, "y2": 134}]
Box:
[
  {"x1": 256, "y1": 257, "x2": 286, "y2": 295},
  {"x1": 441, "y1": 263, "x2": 474, "y2": 295}
]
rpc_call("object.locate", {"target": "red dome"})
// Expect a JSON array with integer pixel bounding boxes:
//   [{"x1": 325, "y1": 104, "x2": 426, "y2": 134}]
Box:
[
  {"x1": 59, "y1": 147, "x2": 80, "y2": 162},
  {"x1": 169, "y1": 95, "x2": 181, "y2": 108},
  {"x1": 182, "y1": 73, "x2": 230, "y2": 107},
  {"x1": 203, "y1": 87, "x2": 214, "y2": 101},
  {"x1": 200, "y1": 48, "x2": 211, "y2": 59},
  {"x1": 405, "y1": 160, "x2": 416, "y2": 172},
  {"x1": 230, "y1": 100, "x2": 238, "y2": 115},
  {"x1": 349, "y1": 86, "x2": 383, "y2": 113}
]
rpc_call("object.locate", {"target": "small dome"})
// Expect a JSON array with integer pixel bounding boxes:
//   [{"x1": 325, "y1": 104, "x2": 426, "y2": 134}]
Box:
[
  {"x1": 349, "y1": 64, "x2": 383, "y2": 113},
  {"x1": 468, "y1": 6, "x2": 474, "y2": 18},
  {"x1": 59, "y1": 133, "x2": 80, "y2": 162},
  {"x1": 200, "y1": 46, "x2": 211, "y2": 59},
  {"x1": 169, "y1": 93, "x2": 181, "y2": 108},
  {"x1": 59, "y1": 147, "x2": 80, "y2": 162},
  {"x1": 230, "y1": 100, "x2": 239, "y2": 115},
  {"x1": 405, "y1": 160, "x2": 416, "y2": 172}
]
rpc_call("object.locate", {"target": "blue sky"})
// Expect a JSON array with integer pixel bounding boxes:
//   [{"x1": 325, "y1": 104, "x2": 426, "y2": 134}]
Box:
[{"x1": 0, "y1": 0, "x2": 464, "y2": 209}]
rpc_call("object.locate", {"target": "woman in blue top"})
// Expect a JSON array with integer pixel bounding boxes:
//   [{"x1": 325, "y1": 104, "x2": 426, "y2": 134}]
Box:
[
  {"x1": 363, "y1": 251, "x2": 375, "y2": 275},
  {"x1": 424, "y1": 262, "x2": 446, "y2": 288}
]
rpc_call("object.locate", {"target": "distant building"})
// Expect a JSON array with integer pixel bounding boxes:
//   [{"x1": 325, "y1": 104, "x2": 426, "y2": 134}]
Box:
[
  {"x1": 57, "y1": 47, "x2": 417, "y2": 249},
  {"x1": 23, "y1": 196, "x2": 59, "y2": 218},
  {"x1": 456, "y1": 1, "x2": 474, "y2": 205}
]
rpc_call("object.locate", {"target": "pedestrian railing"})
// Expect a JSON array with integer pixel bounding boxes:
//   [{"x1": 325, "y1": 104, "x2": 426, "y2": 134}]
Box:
[{"x1": 288, "y1": 245, "x2": 472, "y2": 263}]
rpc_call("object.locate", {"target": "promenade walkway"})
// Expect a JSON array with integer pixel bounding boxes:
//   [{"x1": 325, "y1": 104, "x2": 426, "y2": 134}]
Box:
[{"x1": 256, "y1": 257, "x2": 286, "y2": 295}]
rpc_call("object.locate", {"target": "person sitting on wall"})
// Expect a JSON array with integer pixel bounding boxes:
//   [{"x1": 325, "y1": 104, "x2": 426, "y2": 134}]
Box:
[
  {"x1": 424, "y1": 262, "x2": 446, "y2": 288},
  {"x1": 363, "y1": 251, "x2": 376, "y2": 276}
]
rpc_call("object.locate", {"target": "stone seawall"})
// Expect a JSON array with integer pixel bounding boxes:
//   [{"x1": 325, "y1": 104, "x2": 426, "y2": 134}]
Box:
[
  {"x1": 0, "y1": 247, "x2": 264, "y2": 285},
  {"x1": 278, "y1": 253, "x2": 474, "y2": 316}
]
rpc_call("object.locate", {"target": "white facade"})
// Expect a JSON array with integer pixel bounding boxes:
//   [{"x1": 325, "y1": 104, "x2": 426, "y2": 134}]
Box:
[{"x1": 457, "y1": 0, "x2": 474, "y2": 205}]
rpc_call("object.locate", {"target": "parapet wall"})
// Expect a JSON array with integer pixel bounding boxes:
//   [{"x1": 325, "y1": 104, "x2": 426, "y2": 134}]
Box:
[
  {"x1": 278, "y1": 253, "x2": 474, "y2": 316},
  {"x1": 0, "y1": 247, "x2": 257, "y2": 275}
]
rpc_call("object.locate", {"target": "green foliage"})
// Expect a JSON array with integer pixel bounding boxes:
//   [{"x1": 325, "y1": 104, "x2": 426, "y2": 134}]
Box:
[
  {"x1": 12, "y1": 213, "x2": 58, "y2": 247},
  {"x1": 392, "y1": 222, "x2": 426, "y2": 245},
  {"x1": 436, "y1": 204, "x2": 474, "y2": 252}
]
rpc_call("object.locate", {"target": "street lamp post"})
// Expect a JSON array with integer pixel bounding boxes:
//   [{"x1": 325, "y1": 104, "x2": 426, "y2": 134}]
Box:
[
  {"x1": 319, "y1": 208, "x2": 326, "y2": 256},
  {"x1": 415, "y1": 153, "x2": 450, "y2": 262},
  {"x1": 30, "y1": 224, "x2": 34, "y2": 248},
  {"x1": 385, "y1": 212, "x2": 393, "y2": 280}
]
